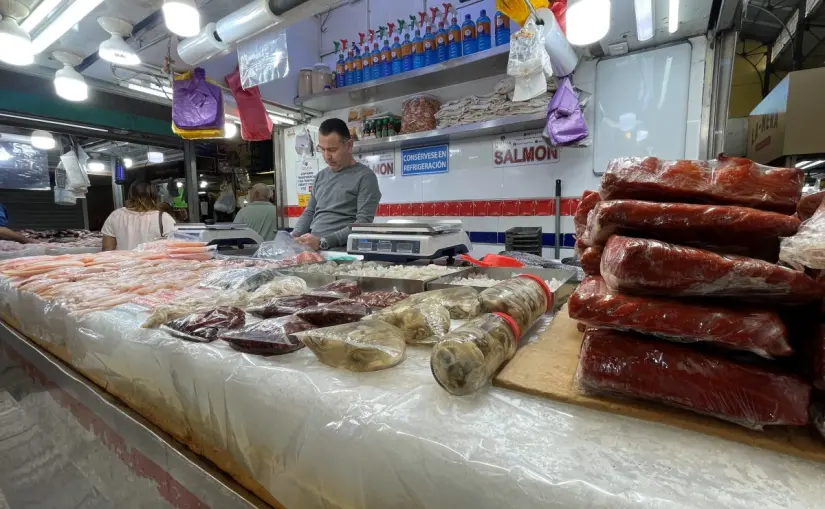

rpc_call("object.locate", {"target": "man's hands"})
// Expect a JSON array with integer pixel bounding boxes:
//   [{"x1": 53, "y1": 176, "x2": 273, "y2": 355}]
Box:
[{"x1": 294, "y1": 233, "x2": 321, "y2": 251}]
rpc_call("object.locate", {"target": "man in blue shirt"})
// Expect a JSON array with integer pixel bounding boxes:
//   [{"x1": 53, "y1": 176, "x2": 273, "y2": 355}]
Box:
[{"x1": 0, "y1": 204, "x2": 36, "y2": 244}]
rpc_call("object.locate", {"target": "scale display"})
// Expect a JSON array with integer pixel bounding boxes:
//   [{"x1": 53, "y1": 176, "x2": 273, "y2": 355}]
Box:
[{"x1": 353, "y1": 238, "x2": 421, "y2": 254}]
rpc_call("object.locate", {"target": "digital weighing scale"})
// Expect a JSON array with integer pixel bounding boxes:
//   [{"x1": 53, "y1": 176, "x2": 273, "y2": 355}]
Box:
[
  {"x1": 347, "y1": 220, "x2": 471, "y2": 262},
  {"x1": 173, "y1": 223, "x2": 264, "y2": 247}
]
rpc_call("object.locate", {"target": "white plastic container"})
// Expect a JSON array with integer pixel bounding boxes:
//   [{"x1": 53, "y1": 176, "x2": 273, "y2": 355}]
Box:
[
  {"x1": 311, "y1": 63, "x2": 332, "y2": 94},
  {"x1": 298, "y1": 68, "x2": 313, "y2": 97}
]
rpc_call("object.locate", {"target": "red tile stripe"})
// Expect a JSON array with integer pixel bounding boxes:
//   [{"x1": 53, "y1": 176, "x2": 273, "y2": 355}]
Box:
[{"x1": 284, "y1": 198, "x2": 581, "y2": 218}]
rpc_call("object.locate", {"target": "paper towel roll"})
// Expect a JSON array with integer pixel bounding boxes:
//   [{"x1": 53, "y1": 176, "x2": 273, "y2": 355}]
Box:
[
  {"x1": 178, "y1": 23, "x2": 230, "y2": 66},
  {"x1": 215, "y1": 0, "x2": 281, "y2": 46}
]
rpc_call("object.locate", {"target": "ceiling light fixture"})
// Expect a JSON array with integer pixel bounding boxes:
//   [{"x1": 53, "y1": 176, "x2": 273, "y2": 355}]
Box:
[
  {"x1": 566, "y1": 0, "x2": 611, "y2": 46},
  {"x1": 125, "y1": 82, "x2": 173, "y2": 99},
  {"x1": 163, "y1": 0, "x2": 200, "y2": 37},
  {"x1": 801, "y1": 160, "x2": 825, "y2": 170},
  {"x1": 200, "y1": 180, "x2": 207, "y2": 188},
  {"x1": 668, "y1": 0, "x2": 679, "y2": 34},
  {"x1": 147, "y1": 151, "x2": 164, "y2": 163},
  {"x1": 20, "y1": 0, "x2": 62, "y2": 32},
  {"x1": 122, "y1": 157, "x2": 133, "y2": 168},
  {"x1": 267, "y1": 112, "x2": 298, "y2": 126},
  {"x1": 87, "y1": 159, "x2": 105, "y2": 172},
  {"x1": 634, "y1": 0, "x2": 654, "y2": 42},
  {"x1": 98, "y1": 17, "x2": 140, "y2": 66},
  {"x1": 30, "y1": 130, "x2": 55, "y2": 150},
  {"x1": 224, "y1": 122, "x2": 238, "y2": 138},
  {"x1": 176, "y1": 181, "x2": 183, "y2": 188},
  {"x1": 53, "y1": 51, "x2": 88, "y2": 102},
  {"x1": 31, "y1": 0, "x2": 105, "y2": 54},
  {"x1": 0, "y1": 1, "x2": 35, "y2": 66}
]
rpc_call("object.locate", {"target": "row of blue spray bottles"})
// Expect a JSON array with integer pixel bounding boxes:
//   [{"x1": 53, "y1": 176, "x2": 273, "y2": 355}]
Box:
[{"x1": 334, "y1": 3, "x2": 511, "y2": 88}]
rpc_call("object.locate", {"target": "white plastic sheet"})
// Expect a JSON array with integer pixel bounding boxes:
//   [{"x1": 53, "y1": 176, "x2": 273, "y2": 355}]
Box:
[{"x1": 1, "y1": 279, "x2": 824, "y2": 508}]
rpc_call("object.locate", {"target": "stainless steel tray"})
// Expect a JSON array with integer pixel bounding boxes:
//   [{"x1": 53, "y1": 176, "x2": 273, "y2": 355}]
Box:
[{"x1": 426, "y1": 267, "x2": 578, "y2": 311}]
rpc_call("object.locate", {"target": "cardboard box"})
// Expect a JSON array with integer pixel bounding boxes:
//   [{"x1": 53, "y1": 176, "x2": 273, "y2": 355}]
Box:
[{"x1": 747, "y1": 68, "x2": 825, "y2": 164}]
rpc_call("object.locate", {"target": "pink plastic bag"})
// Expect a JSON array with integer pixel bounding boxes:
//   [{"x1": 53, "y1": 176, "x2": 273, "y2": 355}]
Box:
[{"x1": 225, "y1": 66, "x2": 273, "y2": 141}]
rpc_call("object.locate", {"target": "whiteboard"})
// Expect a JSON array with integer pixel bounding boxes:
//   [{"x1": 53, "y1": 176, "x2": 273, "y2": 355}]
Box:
[{"x1": 593, "y1": 42, "x2": 692, "y2": 175}]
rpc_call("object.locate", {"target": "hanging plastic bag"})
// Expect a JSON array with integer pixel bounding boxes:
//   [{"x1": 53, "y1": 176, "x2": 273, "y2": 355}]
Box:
[
  {"x1": 214, "y1": 186, "x2": 236, "y2": 213},
  {"x1": 507, "y1": 17, "x2": 553, "y2": 101},
  {"x1": 59, "y1": 150, "x2": 89, "y2": 192},
  {"x1": 225, "y1": 66, "x2": 273, "y2": 141},
  {"x1": 543, "y1": 76, "x2": 589, "y2": 147},
  {"x1": 238, "y1": 29, "x2": 290, "y2": 89},
  {"x1": 295, "y1": 320, "x2": 407, "y2": 372},
  {"x1": 172, "y1": 68, "x2": 225, "y2": 139},
  {"x1": 253, "y1": 230, "x2": 312, "y2": 260}
]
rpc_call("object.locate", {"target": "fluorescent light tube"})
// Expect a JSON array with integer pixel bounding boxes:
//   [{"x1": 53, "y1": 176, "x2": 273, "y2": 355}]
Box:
[
  {"x1": 668, "y1": 0, "x2": 679, "y2": 34},
  {"x1": 21, "y1": 0, "x2": 63, "y2": 32},
  {"x1": 634, "y1": 0, "x2": 654, "y2": 42},
  {"x1": 32, "y1": 0, "x2": 105, "y2": 55}
]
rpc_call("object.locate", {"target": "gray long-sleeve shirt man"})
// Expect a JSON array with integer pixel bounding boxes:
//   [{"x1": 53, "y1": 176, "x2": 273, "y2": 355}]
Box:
[{"x1": 293, "y1": 162, "x2": 381, "y2": 247}]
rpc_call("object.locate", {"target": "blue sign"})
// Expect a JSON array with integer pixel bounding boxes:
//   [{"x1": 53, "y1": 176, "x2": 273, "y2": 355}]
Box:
[{"x1": 401, "y1": 144, "x2": 449, "y2": 176}]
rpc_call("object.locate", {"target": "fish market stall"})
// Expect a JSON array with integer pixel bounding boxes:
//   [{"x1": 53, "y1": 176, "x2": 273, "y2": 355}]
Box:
[{"x1": 1, "y1": 239, "x2": 824, "y2": 509}]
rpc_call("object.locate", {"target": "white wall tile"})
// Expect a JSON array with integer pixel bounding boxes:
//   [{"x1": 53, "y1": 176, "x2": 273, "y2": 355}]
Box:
[
  {"x1": 422, "y1": 166, "x2": 502, "y2": 201},
  {"x1": 378, "y1": 174, "x2": 424, "y2": 203}
]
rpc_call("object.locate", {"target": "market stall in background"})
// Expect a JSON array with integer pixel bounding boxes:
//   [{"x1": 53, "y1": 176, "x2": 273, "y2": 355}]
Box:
[{"x1": 3, "y1": 0, "x2": 825, "y2": 508}]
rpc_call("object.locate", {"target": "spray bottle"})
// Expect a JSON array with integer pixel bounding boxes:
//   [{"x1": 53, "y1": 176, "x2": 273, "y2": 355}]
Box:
[
  {"x1": 369, "y1": 29, "x2": 381, "y2": 80},
  {"x1": 446, "y1": 4, "x2": 462, "y2": 60},
  {"x1": 357, "y1": 33, "x2": 370, "y2": 82},
  {"x1": 411, "y1": 15, "x2": 424, "y2": 70},
  {"x1": 389, "y1": 22, "x2": 402, "y2": 75},
  {"x1": 334, "y1": 41, "x2": 345, "y2": 88},
  {"x1": 436, "y1": 5, "x2": 449, "y2": 62},
  {"x1": 495, "y1": 11, "x2": 511, "y2": 46},
  {"x1": 342, "y1": 39, "x2": 353, "y2": 86},
  {"x1": 423, "y1": 10, "x2": 436, "y2": 66},
  {"x1": 476, "y1": 9, "x2": 491, "y2": 51},
  {"x1": 461, "y1": 13, "x2": 477, "y2": 56},
  {"x1": 379, "y1": 25, "x2": 392, "y2": 77},
  {"x1": 352, "y1": 43, "x2": 363, "y2": 84},
  {"x1": 399, "y1": 19, "x2": 413, "y2": 73}
]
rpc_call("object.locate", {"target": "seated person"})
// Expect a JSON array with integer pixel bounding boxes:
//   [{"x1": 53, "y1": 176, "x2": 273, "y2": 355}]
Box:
[{"x1": 234, "y1": 184, "x2": 278, "y2": 241}]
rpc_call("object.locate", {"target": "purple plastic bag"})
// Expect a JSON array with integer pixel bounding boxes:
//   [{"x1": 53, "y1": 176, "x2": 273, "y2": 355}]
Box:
[
  {"x1": 172, "y1": 68, "x2": 224, "y2": 130},
  {"x1": 543, "y1": 76, "x2": 588, "y2": 147}
]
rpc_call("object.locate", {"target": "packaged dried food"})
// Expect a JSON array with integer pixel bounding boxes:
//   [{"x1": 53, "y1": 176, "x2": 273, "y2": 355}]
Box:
[
  {"x1": 201, "y1": 267, "x2": 281, "y2": 292},
  {"x1": 780, "y1": 198, "x2": 825, "y2": 270},
  {"x1": 430, "y1": 313, "x2": 520, "y2": 396},
  {"x1": 367, "y1": 301, "x2": 450, "y2": 345},
  {"x1": 305, "y1": 279, "x2": 361, "y2": 301},
  {"x1": 161, "y1": 306, "x2": 246, "y2": 343},
  {"x1": 599, "y1": 156, "x2": 804, "y2": 214},
  {"x1": 247, "y1": 295, "x2": 321, "y2": 318},
  {"x1": 797, "y1": 190, "x2": 825, "y2": 221},
  {"x1": 219, "y1": 315, "x2": 314, "y2": 355},
  {"x1": 602, "y1": 236, "x2": 822, "y2": 304},
  {"x1": 357, "y1": 290, "x2": 410, "y2": 309},
  {"x1": 576, "y1": 328, "x2": 811, "y2": 429},
  {"x1": 569, "y1": 276, "x2": 792, "y2": 358},
  {"x1": 583, "y1": 200, "x2": 800, "y2": 260},
  {"x1": 479, "y1": 275, "x2": 551, "y2": 332},
  {"x1": 295, "y1": 321, "x2": 406, "y2": 372},
  {"x1": 295, "y1": 298, "x2": 368, "y2": 327},
  {"x1": 401, "y1": 94, "x2": 441, "y2": 134},
  {"x1": 407, "y1": 286, "x2": 481, "y2": 319},
  {"x1": 574, "y1": 190, "x2": 600, "y2": 238},
  {"x1": 248, "y1": 276, "x2": 308, "y2": 304}
]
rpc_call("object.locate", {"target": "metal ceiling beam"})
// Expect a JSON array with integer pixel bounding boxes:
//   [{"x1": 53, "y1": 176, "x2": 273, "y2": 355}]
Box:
[
  {"x1": 794, "y1": 0, "x2": 808, "y2": 68},
  {"x1": 768, "y1": 0, "x2": 824, "y2": 62}
]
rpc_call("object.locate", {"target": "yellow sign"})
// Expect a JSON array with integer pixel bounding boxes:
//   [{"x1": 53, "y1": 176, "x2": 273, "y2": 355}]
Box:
[{"x1": 298, "y1": 194, "x2": 310, "y2": 207}]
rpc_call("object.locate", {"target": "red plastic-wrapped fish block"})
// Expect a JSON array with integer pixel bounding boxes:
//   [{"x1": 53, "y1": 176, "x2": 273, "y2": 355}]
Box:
[
  {"x1": 601, "y1": 235, "x2": 822, "y2": 304},
  {"x1": 574, "y1": 190, "x2": 601, "y2": 238},
  {"x1": 797, "y1": 190, "x2": 825, "y2": 222},
  {"x1": 580, "y1": 246, "x2": 602, "y2": 276},
  {"x1": 599, "y1": 155, "x2": 804, "y2": 214},
  {"x1": 576, "y1": 328, "x2": 811, "y2": 429},
  {"x1": 582, "y1": 200, "x2": 799, "y2": 260},
  {"x1": 568, "y1": 276, "x2": 792, "y2": 358}
]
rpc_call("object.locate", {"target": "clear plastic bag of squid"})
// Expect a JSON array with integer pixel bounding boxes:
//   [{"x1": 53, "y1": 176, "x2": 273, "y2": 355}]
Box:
[
  {"x1": 406, "y1": 286, "x2": 481, "y2": 319},
  {"x1": 295, "y1": 320, "x2": 406, "y2": 372},
  {"x1": 366, "y1": 301, "x2": 451, "y2": 345},
  {"x1": 430, "y1": 313, "x2": 520, "y2": 396},
  {"x1": 479, "y1": 274, "x2": 552, "y2": 332}
]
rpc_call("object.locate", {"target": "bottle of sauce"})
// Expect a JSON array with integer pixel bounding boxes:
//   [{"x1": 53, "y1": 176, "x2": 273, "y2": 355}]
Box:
[
  {"x1": 461, "y1": 14, "x2": 477, "y2": 56},
  {"x1": 423, "y1": 24, "x2": 436, "y2": 66},
  {"x1": 380, "y1": 38, "x2": 393, "y2": 77},
  {"x1": 476, "y1": 9, "x2": 491, "y2": 51},
  {"x1": 412, "y1": 28, "x2": 424, "y2": 69},
  {"x1": 361, "y1": 48, "x2": 372, "y2": 82},
  {"x1": 401, "y1": 32, "x2": 413, "y2": 72},
  {"x1": 391, "y1": 35, "x2": 402, "y2": 75},
  {"x1": 435, "y1": 21, "x2": 449, "y2": 62},
  {"x1": 495, "y1": 11, "x2": 511, "y2": 47},
  {"x1": 352, "y1": 45, "x2": 363, "y2": 84},
  {"x1": 448, "y1": 14, "x2": 462, "y2": 60},
  {"x1": 335, "y1": 46, "x2": 345, "y2": 88},
  {"x1": 343, "y1": 40, "x2": 353, "y2": 86}
]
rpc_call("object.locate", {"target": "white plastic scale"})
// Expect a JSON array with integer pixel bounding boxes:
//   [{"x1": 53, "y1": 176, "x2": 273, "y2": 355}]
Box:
[
  {"x1": 173, "y1": 223, "x2": 264, "y2": 247},
  {"x1": 347, "y1": 220, "x2": 471, "y2": 262}
]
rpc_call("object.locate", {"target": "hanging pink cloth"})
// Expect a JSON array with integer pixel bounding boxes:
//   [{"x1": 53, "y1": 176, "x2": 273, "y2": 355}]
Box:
[{"x1": 225, "y1": 66, "x2": 273, "y2": 141}]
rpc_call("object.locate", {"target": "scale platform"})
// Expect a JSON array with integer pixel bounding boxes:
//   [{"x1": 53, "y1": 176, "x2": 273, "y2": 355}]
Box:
[
  {"x1": 347, "y1": 220, "x2": 471, "y2": 262},
  {"x1": 173, "y1": 223, "x2": 264, "y2": 247}
]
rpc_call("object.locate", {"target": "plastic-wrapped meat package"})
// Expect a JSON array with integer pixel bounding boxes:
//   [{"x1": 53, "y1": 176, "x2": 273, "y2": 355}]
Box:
[
  {"x1": 798, "y1": 190, "x2": 825, "y2": 221},
  {"x1": 161, "y1": 306, "x2": 246, "y2": 342},
  {"x1": 576, "y1": 328, "x2": 811, "y2": 429},
  {"x1": 141, "y1": 289, "x2": 249, "y2": 328},
  {"x1": 295, "y1": 298, "x2": 368, "y2": 327},
  {"x1": 246, "y1": 295, "x2": 321, "y2": 319},
  {"x1": 780, "y1": 199, "x2": 825, "y2": 270},
  {"x1": 219, "y1": 315, "x2": 314, "y2": 355},
  {"x1": 401, "y1": 95, "x2": 441, "y2": 134},
  {"x1": 305, "y1": 279, "x2": 361, "y2": 302},
  {"x1": 430, "y1": 313, "x2": 520, "y2": 396},
  {"x1": 574, "y1": 190, "x2": 600, "y2": 238},
  {"x1": 599, "y1": 156, "x2": 804, "y2": 214},
  {"x1": 813, "y1": 324, "x2": 825, "y2": 391},
  {"x1": 248, "y1": 276, "x2": 308, "y2": 305},
  {"x1": 366, "y1": 301, "x2": 450, "y2": 345},
  {"x1": 569, "y1": 276, "x2": 792, "y2": 358},
  {"x1": 583, "y1": 200, "x2": 800, "y2": 261},
  {"x1": 580, "y1": 246, "x2": 603, "y2": 276},
  {"x1": 407, "y1": 287, "x2": 481, "y2": 319},
  {"x1": 295, "y1": 320, "x2": 406, "y2": 372},
  {"x1": 357, "y1": 290, "x2": 410, "y2": 309},
  {"x1": 601, "y1": 235, "x2": 822, "y2": 304},
  {"x1": 201, "y1": 267, "x2": 281, "y2": 292},
  {"x1": 479, "y1": 275, "x2": 552, "y2": 332}
]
